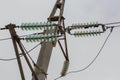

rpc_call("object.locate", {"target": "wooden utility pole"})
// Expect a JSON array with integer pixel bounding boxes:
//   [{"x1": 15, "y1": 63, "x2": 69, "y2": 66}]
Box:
[
  {"x1": 32, "y1": 0, "x2": 65, "y2": 80},
  {"x1": 6, "y1": 24, "x2": 39, "y2": 80}
]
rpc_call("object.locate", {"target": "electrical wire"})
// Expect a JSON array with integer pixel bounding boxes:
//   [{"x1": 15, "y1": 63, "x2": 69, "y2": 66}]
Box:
[
  {"x1": 0, "y1": 57, "x2": 18, "y2": 61},
  {"x1": 104, "y1": 21, "x2": 120, "y2": 25},
  {"x1": 0, "y1": 42, "x2": 41, "y2": 61},
  {"x1": 106, "y1": 25, "x2": 120, "y2": 28},
  {"x1": 0, "y1": 37, "x2": 11, "y2": 41},
  {"x1": 54, "y1": 27, "x2": 113, "y2": 80},
  {"x1": 21, "y1": 42, "x2": 48, "y2": 76},
  {"x1": 0, "y1": 32, "x2": 44, "y2": 42},
  {"x1": 0, "y1": 35, "x2": 28, "y2": 42}
]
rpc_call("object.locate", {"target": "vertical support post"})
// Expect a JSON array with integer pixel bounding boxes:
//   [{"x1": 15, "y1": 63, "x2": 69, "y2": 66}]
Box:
[
  {"x1": 32, "y1": 43, "x2": 53, "y2": 80},
  {"x1": 32, "y1": 0, "x2": 65, "y2": 80},
  {"x1": 6, "y1": 24, "x2": 25, "y2": 80}
]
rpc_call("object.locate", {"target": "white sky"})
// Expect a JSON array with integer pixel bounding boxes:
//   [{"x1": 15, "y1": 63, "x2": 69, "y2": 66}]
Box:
[{"x1": 0, "y1": 0, "x2": 120, "y2": 80}]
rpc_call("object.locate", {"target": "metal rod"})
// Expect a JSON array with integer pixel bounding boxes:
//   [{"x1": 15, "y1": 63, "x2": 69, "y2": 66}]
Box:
[
  {"x1": 17, "y1": 40, "x2": 38, "y2": 80},
  {"x1": 58, "y1": 40, "x2": 68, "y2": 60},
  {"x1": 63, "y1": 20, "x2": 69, "y2": 61},
  {"x1": 49, "y1": 0, "x2": 61, "y2": 17}
]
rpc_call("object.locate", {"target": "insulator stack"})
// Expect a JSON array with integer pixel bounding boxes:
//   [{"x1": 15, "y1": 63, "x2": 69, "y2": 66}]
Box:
[
  {"x1": 20, "y1": 22, "x2": 56, "y2": 30},
  {"x1": 73, "y1": 30, "x2": 103, "y2": 37},
  {"x1": 24, "y1": 33, "x2": 59, "y2": 42},
  {"x1": 61, "y1": 60, "x2": 69, "y2": 76},
  {"x1": 71, "y1": 22, "x2": 103, "y2": 29}
]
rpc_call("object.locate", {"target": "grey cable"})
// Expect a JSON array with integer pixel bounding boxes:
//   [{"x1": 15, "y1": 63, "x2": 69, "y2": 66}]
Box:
[
  {"x1": 54, "y1": 28, "x2": 113, "y2": 80},
  {"x1": 0, "y1": 43, "x2": 41, "y2": 61}
]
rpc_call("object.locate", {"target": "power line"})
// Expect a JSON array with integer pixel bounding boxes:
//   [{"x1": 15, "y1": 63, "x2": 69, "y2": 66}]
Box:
[
  {"x1": 0, "y1": 32, "x2": 44, "y2": 42},
  {"x1": 54, "y1": 27, "x2": 113, "y2": 80},
  {"x1": 0, "y1": 57, "x2": 17, "y2": 61},
  {"x1": 0, "y1": 37, "x2": 11, "y2": 41},
  {"x1": 104, "y1": 21, "x2": 120, "y2": 25},
  {"x1": 20, "y1": 42, "x2": 48, "y2": 76},
  {"x1": 106, "y1": 25, "x2": 120, "y2": 28},
  {"x1": 0, "y1": 42, "x2": 41, "y2": 61}
]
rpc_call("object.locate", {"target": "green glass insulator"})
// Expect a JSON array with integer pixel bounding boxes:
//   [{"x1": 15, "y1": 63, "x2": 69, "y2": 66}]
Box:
[
  {"x1": 32, "y1": 23, "x2": 35, "y2": 26},
  {"x1": 51, "y1": 37, "x2": 55, "y2": 41},
  {"x1": 94, "y1": 31, "x2": 97, "y2": 36},
  {"x1": 49, "y1": 38, "x2": 52, "y2": 42},
  {"x1": 98, "y1": 30, "x2": 101, "y2": 35},
  {"x1": 33, "y1": 37, "x2": 37, "y2": 42},
  {"x1": 39, "y1": 34, "x2": 43, "y2": 39},
  {"x1": 51, "y1": 35, "x2": 55, "y2": 42},
  {"x1": 25, "y1": 23, "x2": 29, "y2": 30},
  {"x1": 47, "y1": 22, "x2": 50, "y2": 26},
  {"x1": 29, "y1": 23, "x2": 35, "y2": 30},
  {"x1": 96, "y1": 22, "x2": 98, "y2": 24},
  {"x1": 45, "y1": 22, "x2": 48, "y2": 29},
  {"x1": 74, "y1": 32, "x2": 77, "y2": 37},
  {"x1": 84, "y1": 23, "x2": 86, "y2": 26},
  {"x1": 39, "y1": 22, "x2": 42, "y2": 27},
  {"x1": 36, "y1": 38, "x2": 40, "y2": 42},
  {"x1": 76, "y1": 24, "x2": 78, "y2": 28},
  {"x1": 47, "y1": 34, "x2": 50, "y2": 42},
  {"x1": 84, "y1": 31, "x2": 87, "y2": 36},
  {"x1": 46, "y1": 34, "x2": 49, "y2": 42},
  {"x1": 53, "y1": 34, "x2": 57, "y2": 41},
  {"x1": 22, "y1": 23, "x2": 25, "y2": 26},
  {"x1": 39, "y1": 34, "x2": 42, "y2": 39},
  {"x1": 38, "y1": 35, "x2": 42, "y2": 42},
  {"x1": 43, "y1": 34, "x2": 46, "y2": 41},
  {"x1": 86, "y1": 31, "x2": 89, "y2": 36},
  {"x1": 81, "y1": 23, "x2": 83, "y2": 26},
  {"x1": 21, "y1": 23, "x2": 25, "y2": 30},
  {"x1": 23, "y1": 23, "x2": 27, "y2": 30},
  {"x1": 77, "y1": 33, "x2": 79, "y2": 37},
  {"x1": 92, "y1": 31, "x2": 95, "y2": 36},
  {"x1": 90, "y1": 22, "x2": 92, "y2": 25},
  {"x1": 76, "y1": 32, "x2": 79, "y2": 37},
  {"x1": 98, "y1": 29, "x2": 101, "y2": 32},
  {"x1": 27, "y1": 38, "x2": 32, "y2": 42},
  {"x1": 33, "y1": 35, "x2": 38, "y2": 42},
  {"x1": 21, "y1": 23, "x2": 24, "y2": 26},
  {"x1": 43, "y1": 22, "x2": 45, "y2": 26},
  {"x1": 23, "y1": 23, "x2": 26, "y2": 27},
  {"x1": 51, "y1": 35, "x2": 55, "y2": 41},
  {"x1": 25, "y1": 36, "x2": 29, "y2": 42},
  {"x1": 86, "y1": 23, "x2": 89, "y2": 26},
  {"x1": 35, "y1": 35, "x2": 39, "y2": 41},
  {"x1": 34, "y1": 23, "x2": 39, "y2": 30},
  {"x1": 36, "y1": 22, "x2": 39, "y2": 27},
  {"x1": 50, "y1": 22, "x2": 53, "y2": 26},
  {"x1": 48, "y1": 33, "x2": 51, "y2": 37},
  {"x1": 88, "y1": 31, "x2": 91, "y2": 36},
  {"x1": 27, "y1": 23, "x2": 31, "y2": 30},
  {"x1": 72, "y1": 24, "x2": 74, "y2": 27},
  {"x1": 26, "y1": 23, "x2": 30, "y2": 26}
]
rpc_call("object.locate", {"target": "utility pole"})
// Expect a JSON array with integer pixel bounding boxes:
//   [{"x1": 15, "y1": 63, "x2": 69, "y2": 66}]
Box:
[
  {"x1": 6, "y1": 24, "x2": 39, "y2": 80},
  {"x1": 32, "y1": 0, "x2": 66, "y2": 80},
  {"x1": 0, "y1": 0, "x2": 112, "y2": 80}
]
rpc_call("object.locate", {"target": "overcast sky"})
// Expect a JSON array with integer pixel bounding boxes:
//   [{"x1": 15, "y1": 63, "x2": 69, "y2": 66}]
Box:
[{"x1": 0, "y1": 0, "x2": 120, "y2": 80}]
